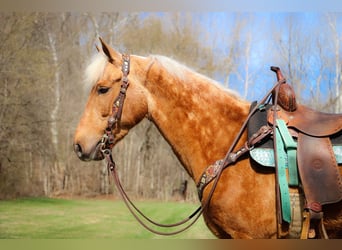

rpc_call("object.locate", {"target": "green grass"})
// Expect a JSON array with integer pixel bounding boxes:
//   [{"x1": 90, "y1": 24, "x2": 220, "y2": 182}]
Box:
[{"x1": 0, "y1": 197, "x2": 215, "y2": 239}]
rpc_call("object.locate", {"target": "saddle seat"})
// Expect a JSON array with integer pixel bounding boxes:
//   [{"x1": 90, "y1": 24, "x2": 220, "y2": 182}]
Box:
[
  {"x1": 268, "y1": 66, "x2": 342, "y2": 137},
  {"x1": 268, "y1": 104, "x2": 342, "y2": 137}
]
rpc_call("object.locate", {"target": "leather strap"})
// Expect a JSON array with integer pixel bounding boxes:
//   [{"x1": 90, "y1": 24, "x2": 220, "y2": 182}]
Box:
[
  {"x1": 276, "y1": 119, "x2": 299, "y2": 186},
  {"x1": 275, "y1": 125, "x2": 291, "y2": 223},
  {"x1": 197, "y1": 125, "x2": 273, "y2": 200},
  {"x1": 301, "y1": 210, "x2": 311, "y2": 239},
  {"x1": 102, "y1": 54, "x2": 131, "y2": 149}
]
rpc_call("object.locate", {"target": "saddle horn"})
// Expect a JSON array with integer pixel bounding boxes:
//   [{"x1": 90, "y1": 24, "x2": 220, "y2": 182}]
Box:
[{"x1": 271, "y1": 66, "x2": 297, "y2": 112}]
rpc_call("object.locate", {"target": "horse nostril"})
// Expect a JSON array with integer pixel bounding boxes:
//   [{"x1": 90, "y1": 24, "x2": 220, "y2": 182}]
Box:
[{"x1": 74, "y1": 144, "x2": 83, "y2": 158}]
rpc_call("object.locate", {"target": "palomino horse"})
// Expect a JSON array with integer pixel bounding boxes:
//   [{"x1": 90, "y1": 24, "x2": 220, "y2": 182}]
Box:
[{"x1": 73, "y1": 38, "x2": 342, "y2": 238}]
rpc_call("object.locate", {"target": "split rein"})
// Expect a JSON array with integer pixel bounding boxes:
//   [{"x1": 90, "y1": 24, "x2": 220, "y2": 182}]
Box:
[
  {"x1": 98, "y1": 54, "x2": 203, "y2": 235},
  {"x1": 99, "y1": 54, "x2": 285, "y2": 236}
]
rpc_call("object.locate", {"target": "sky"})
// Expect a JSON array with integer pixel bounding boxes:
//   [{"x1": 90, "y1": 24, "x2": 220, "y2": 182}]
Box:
[{"x1": 144, "y1": 12, "x2": 342, "y2": 106}]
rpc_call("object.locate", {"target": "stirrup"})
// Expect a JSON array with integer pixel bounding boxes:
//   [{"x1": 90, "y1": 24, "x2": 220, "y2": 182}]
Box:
[
  {"x1": 301, "y1": 210, "x2": 329, "y2": 239},
  {"x1": 301, "y1": 210, "x2": 311, "y2": 239}
]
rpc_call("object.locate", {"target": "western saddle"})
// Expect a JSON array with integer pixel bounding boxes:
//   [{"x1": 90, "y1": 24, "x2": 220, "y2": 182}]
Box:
[{"x1": 248, "y1": 67, "x2": 342, "y2": 238}]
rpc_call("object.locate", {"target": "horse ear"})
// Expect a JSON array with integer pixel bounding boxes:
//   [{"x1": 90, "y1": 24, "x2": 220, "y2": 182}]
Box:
[{"x1": 99, "y1": 37, "x2": 120, "y2": 64}]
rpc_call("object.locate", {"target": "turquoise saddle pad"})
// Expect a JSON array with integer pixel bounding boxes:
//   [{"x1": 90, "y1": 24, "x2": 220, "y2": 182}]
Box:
[{"x1": 250, "y1": 146, "x2": 342, "y2": 168}]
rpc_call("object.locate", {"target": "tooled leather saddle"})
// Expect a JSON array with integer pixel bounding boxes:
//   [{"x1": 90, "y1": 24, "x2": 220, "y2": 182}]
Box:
[{"x1": 248, "y1": 67, "x2": 342, "y2": 238}]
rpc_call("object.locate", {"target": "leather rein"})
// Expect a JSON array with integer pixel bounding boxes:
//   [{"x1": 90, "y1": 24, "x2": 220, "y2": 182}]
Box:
[
  {"x1": 99, "y1": 54, "x2": 203, "y2": 235},
  {"x1": 99, "y1": 54, "x2": 286, "y2": 236}
]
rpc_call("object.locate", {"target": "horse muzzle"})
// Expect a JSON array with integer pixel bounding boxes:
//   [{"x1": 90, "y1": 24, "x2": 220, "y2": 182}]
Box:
[{"x1": 73, "y1": 141, "x2": 105, "y2": 161}]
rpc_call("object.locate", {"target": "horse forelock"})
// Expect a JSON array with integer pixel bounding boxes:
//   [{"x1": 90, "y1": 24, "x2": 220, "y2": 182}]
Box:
[{"x1": 83, "y1": 52, "x2": 108, "y2": 90}]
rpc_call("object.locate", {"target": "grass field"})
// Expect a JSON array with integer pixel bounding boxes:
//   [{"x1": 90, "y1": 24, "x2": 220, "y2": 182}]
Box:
[{"x1": 0, "y1": 197, "x2": 215, "y2": 239}]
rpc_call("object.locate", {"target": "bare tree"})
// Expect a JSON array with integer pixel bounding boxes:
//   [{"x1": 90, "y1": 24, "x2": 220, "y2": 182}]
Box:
[
  {"x1": 326, "y1": 13, "x2": 342, "y2": 112},
  {"x1": 2, "y1": 12, "x2": 342, "y2": 201}
]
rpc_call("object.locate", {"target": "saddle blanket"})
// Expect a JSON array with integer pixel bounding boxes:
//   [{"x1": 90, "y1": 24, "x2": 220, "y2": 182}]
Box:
[{"x1": 250, "y1": 146, "x2": 342, "y2": 168}]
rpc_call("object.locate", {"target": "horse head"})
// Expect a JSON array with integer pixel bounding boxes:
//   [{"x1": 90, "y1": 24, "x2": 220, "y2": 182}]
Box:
[{"x1": 73, "y1": 38, "x2": 149, "y2": 161}]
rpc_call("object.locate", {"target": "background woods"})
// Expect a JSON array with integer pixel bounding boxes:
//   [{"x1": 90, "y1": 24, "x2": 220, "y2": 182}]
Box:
[{"x1": 1, "y1": 12, "x2": 342, "y2": 201}]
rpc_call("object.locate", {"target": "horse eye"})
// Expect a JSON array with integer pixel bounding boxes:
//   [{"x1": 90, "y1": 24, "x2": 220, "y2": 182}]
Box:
[{"x1": 97, "y1": 86, "x2": 110, "y2": 95}]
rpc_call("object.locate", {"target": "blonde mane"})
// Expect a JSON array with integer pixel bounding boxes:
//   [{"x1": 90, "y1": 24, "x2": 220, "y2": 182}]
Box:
[
  {"x1": 83, "y1": 52, "x2": 239, "y2": 98},
  {"x1": 151, "y1": 55, "x2": 240, "y2": 98}
]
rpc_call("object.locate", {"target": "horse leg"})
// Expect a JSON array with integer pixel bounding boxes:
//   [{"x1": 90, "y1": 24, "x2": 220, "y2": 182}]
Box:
[
  {"x1": 202, "y1": 214, "x2": 232, "y2": 239},
  {"x1": 323, "y1": 200, "x2": 342, "y2": 239}
]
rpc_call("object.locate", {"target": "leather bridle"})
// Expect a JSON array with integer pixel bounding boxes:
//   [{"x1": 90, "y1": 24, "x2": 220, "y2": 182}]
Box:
[
  {"x1": 100, "y1": 54, "x2": 130, "y2": 152},
  {"x1": 98, "y1": 53, "x2": 287, "y2": 237}
]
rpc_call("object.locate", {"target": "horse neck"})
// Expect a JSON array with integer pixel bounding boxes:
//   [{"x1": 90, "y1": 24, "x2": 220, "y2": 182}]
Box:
[{"x1": 144, "y1": 58, "x2": 250, "y2": 181}]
